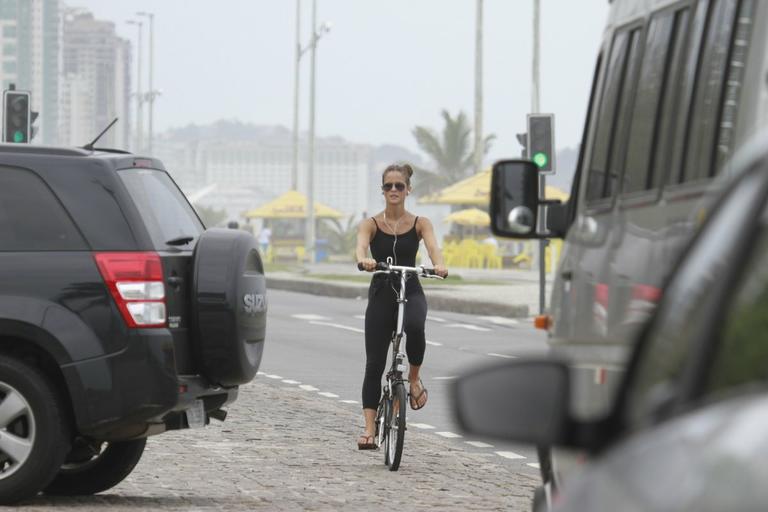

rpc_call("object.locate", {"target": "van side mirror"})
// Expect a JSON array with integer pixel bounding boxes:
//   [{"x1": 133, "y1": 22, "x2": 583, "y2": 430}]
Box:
[
  {"x1": 490, "y1": 160, "x2": 541, "y2": 238},
  {"x1": 453, "y1": 359, "x2": 571, "y2": 445}
]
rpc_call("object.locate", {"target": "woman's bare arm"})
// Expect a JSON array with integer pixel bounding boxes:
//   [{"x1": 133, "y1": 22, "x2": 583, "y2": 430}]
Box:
[{"x1": 418, "y1": 217, "x2": 448, "y2": 277}]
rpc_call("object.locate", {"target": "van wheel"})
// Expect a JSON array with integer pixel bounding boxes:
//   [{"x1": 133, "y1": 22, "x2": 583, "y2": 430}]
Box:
[
  {"x1": 0, "y1": 356, "x2": 70, "y2": 505},
  {"x1": 44, "y1": 438, "x2": 146, "y2": 496}
]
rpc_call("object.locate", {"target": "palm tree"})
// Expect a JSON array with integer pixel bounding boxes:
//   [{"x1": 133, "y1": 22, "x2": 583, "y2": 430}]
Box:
[{"x1": 411, "y1": 110, "x2": 495, "y2": 195}]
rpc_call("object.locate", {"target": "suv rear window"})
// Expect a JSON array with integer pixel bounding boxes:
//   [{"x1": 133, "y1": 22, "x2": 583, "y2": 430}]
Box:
[
  {"x1": 0, "y1": 166, "x2": 86, "y2": 251},
  {"x1": 118, "y1": 169, "x2": 204, "y2": 250}
]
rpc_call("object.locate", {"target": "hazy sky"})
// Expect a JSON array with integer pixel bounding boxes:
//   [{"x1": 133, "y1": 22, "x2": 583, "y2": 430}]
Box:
[{"x1": 72, "y1": 1, "x2": 608, "y2": 165}]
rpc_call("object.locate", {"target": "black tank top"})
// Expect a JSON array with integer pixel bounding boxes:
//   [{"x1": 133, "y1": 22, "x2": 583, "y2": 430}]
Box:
[{"x1": 370, "y1": 216, "x2": 420, "y2": 266}]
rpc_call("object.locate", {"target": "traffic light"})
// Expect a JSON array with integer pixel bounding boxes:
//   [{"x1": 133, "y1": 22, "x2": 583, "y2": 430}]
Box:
[
  {"x1": 527, "y1": 113, "x2": 555, "y2": 174},
  {"x1": 3, "y1": 90, "x2": 31, "y2": 143}
]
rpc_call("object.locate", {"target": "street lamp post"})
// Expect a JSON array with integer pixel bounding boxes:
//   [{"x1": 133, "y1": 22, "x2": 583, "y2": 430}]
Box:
[
  {"x1": 305, "y1": 0, "x2": 330, "y2": 264},
  {"x1": 126, "y1": 19, "x2": 143, "y2": 154},
  {"x1": 473, "y1": 0, "x2": 484, "y2": 175},
  {"x1": 291, "y1": 0, "x2": 302, "y2": 191},
  {"x1": 137, "y1": 11, "x2": 156, "y2": 154}
]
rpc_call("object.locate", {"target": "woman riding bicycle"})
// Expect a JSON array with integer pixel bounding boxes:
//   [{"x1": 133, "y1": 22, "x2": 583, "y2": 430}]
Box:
[{"x1": 355, "y1": 163, "x2": 448, "y2": 450}]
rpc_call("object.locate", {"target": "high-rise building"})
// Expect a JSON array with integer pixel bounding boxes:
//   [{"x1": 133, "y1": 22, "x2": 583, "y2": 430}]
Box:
[
  {"x1": 154, "y1": 122, "x2": 373, "y2": 222},
  {"x1": 59, "y1": 8, "x2": 131, "y2": 148},
  {"x1": 0, "y1": 0, "x2": 60, "y2": 144}
]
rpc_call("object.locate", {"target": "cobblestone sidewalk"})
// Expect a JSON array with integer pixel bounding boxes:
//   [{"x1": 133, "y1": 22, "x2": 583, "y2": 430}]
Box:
[{"x1": 19, "y1": 379, "x2": 538, "y2": 511}]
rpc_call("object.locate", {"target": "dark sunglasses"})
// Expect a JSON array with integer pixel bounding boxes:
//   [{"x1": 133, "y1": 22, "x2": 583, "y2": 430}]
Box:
[{"x1": 382, "y1": 182, "x2": 406, "y2": 192}]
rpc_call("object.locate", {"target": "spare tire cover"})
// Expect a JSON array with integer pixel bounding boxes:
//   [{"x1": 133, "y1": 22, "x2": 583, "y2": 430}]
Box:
[{"x1": 191, "y1": 228, "x2": 266, "y2": 386}]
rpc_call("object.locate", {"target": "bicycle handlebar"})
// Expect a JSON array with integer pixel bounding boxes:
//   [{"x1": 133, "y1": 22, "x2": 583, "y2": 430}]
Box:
[{"x1": 357, "y1": 261, "x2": 445, "y2": 278}]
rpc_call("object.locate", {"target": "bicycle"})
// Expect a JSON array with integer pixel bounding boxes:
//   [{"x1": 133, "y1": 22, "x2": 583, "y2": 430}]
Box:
[{"x1": 358, "y1": 256, "x2": 444, "y2": 471}]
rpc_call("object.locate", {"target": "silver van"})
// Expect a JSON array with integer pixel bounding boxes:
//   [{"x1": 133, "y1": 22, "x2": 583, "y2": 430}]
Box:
[
  {"x1": 495, "y1": 0, "x2": 764, "y2": 415},
  {"x1": 487, "y1": 0, "x2": 766, "y2": 501}
]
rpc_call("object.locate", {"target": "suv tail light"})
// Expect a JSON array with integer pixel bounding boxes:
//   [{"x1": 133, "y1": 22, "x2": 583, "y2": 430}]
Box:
[{"x1": 94, "y1": 252, "x2": 166, "y2": 328}]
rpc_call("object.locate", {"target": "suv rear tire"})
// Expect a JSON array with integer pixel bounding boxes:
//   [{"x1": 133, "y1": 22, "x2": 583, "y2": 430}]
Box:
[
  {"x1": 0, "y1": 355, "x2": 70, "y2": 505},
  {"x1": 44, "y1": 438, "x2": 147, "y2": 496}
]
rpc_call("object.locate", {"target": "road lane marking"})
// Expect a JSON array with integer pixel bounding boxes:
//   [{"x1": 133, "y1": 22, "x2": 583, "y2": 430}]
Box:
[
  {"x1": 309, "y1": 321, "x2": 365, "y2": 334},
  {"x1": 495, "y1": 451, "x2": 526, "y2": 459},
  {"x1": 264, "y1": 374, "x2": 283, "y2": 379},
  {"x1": 291, "y1": 314, "x2": 331, "y2": 321},
  {"x1": 318, "y1": 392, "x2": 339, "y2": 398},
  {"x1": 488, "y1": 353, "x2": 517, "y2": 359},
  {"x1": 466, "y1": 441, "x2": 494, "y2": 448},
  {"x1": 427, "y1": 315, "x2": 446, "y2": 323},
  {"x1": 447, "y1": 323, "x2": 491, "y2": 332},
  {"x1": 282, "y1": 379, "x2": 301, "y2": 384},
  {"x1": 479, "y1": 316, "x2": 519, "y2": 326},
  {"x1": 436, "y1": 431, "x2": 462, "y2": 438},
  {"x1": 527, "y1": 463, "x2": 540, "y2": 469},
  {"x1": 426, "y1": 340, "x2": 443, "y2": 346},
  {"x1": 410, "y1": 423, "x2": 435, "y2": 429},
  {"x1": 299, "y1": 385, "x2": 319, "y2": 391},
  {"x1": 433, "y1": 376, "x2": 457, "y2": 381},
  {"x1": 340, "y1": 400, "x2": 359, "y2": 404}
]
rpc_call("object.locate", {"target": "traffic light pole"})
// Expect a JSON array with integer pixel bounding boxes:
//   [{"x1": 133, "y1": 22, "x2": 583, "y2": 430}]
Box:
[{"x1": 532, "y1": 0, "x2": 546, "y2": 317}]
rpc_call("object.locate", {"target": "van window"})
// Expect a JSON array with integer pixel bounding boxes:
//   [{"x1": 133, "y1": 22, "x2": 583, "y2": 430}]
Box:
[
  {"x1": 606, "y1": 30, "x2": 643, "y2": 198},
  {"x1": 586, "y1": 28, "x2": 642, "y2": 202},
  {"x1": 652, "y1": 8, "x2": 692, "y2": 189},
  {"x1": 622, "y1": 12, "x2": 677, "y2": 194},
  {"x1": 0, "y1": 167, "x2": 86, "y2": 251},
  {"x1": 666, "y1": 0, "x2": 710, "y2": 185},
  {"x1": 683, "y1": 0, "x2": 741, "y2": 182}
]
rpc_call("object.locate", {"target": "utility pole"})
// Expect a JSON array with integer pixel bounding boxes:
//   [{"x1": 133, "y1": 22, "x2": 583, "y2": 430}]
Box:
[
  {"x1": 291, "y1": 0, "x2": 302, "y2": 190},
  {"x1": 127, "y1": 19, "x2": 144, "y2": 154},
  {"x1": 306, "y1": 0, "x2": 318, "y2": 264},
  {"x1": 532, "y1": 0, "x2": 547, "y2": 318},
  {"x1": 137, "y1": 12, "x2": 155, "y2": 154},
  {"x1": 473, "y1": 0, "x2": 484, "y2": 174},
  {"x1": 532, "y1": 0, "x2": 540, "y2": 115}
]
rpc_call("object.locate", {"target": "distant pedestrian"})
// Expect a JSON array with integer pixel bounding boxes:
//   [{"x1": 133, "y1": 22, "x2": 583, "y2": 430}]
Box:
[{"x1": 258, "y1": 225, "x2": 272, "y2": 255}]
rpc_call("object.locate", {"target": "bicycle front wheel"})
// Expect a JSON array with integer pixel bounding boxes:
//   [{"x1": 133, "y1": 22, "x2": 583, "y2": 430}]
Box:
[
  {"x1": 376, "y1": 395, "x2": 387, "y2": 461},
  {"x1": 386, "y1": 382, "x2": 406, "y2": 471}
]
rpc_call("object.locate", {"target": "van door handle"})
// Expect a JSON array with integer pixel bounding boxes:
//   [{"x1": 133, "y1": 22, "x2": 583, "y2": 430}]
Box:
[
  {"x1": 561, "y1": 270, "x2": 573, "y2": 281},
  {"x1": 167, "y1": 276, "x2": 183, "y2": 290}
]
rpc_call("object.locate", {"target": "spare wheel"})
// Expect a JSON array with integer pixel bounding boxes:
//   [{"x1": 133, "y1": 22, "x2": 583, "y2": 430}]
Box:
[{"x1": 191, "y1": 228, "x2": 267, "y2": 387}]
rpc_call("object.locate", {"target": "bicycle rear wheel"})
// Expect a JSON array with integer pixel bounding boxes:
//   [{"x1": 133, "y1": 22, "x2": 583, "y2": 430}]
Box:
[{"x1": 386, "y1": 382, "x2": 406, "y2": 471}]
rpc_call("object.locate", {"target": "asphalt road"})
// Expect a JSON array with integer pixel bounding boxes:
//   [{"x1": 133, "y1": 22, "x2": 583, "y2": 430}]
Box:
[{"x1": 259, "y1": 289, "x2": 549, "y2": 475}]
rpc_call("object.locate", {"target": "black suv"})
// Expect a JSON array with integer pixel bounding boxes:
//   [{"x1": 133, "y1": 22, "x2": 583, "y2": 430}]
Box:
[{"x1": 0, "y1": 144, "x2": 267, "y2": 503}]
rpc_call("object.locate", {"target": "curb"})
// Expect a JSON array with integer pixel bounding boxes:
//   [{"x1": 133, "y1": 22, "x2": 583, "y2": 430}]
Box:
[{"x1": 266, "y1": 276, "x2": 530, "y2": 318}]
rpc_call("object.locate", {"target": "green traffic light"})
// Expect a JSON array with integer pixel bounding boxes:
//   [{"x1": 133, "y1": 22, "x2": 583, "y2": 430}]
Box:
[
  {"x1": 533, "y1": 152, "x2": 548, "y2": 168},
  {"x1": 12, "y1": 130, "x2": 24, "y2": 143}
]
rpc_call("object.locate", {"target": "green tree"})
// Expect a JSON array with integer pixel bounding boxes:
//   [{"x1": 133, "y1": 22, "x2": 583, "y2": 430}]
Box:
[
  {"x1": 411, "y1": 110, "x2": 495, "y2": 195},
  {"x1": 319, "y1": 217, "x2": 358, "y2": 258}
]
